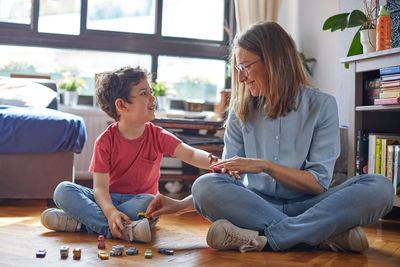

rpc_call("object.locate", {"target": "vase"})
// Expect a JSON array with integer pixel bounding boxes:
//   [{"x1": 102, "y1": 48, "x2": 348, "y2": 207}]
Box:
[
  {"x1": 360, "y1": 29, "x2": 376, "y2": 53},
  {"x1": 63, "y1": 91, "x2": 78, "y2": 106}
]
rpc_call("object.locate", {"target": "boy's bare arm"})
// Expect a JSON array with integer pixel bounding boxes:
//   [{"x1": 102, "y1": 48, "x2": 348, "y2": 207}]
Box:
[
  {"x1": 173, "y1": 143, "x2": 215, "y2": 170},
  {"x1": 93, "y1": 172, "x2": 130, "y2": 238}
]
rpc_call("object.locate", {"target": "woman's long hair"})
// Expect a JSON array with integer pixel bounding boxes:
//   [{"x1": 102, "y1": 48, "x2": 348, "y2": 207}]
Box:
[{"x1": 230, "y1": 21, "x2": 310, "y2": 123}]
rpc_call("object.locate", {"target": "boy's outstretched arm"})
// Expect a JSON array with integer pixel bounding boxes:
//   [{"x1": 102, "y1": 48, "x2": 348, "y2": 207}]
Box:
[
  {"x1": 93, "y1": 172, "x2": 131, "y2": 239},
  {"x1": 146, "y1": 194, "x2": 194, "y2": 218},
  {"x1": 173, "y1": 143, "x2": 215, "y2": 170}
]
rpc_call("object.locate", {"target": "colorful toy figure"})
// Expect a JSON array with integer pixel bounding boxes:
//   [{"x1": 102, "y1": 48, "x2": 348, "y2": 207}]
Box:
[
  {"x1": 98, "y1": 250, "x2": 109, "y2": 260},
  {"x1": 36, "y1": 249, "x2": 46, "y2": 258},
  {"x1": 158, "y1": 248, "x2": 174, "y2": 255},
  {"x1": 110, "y1": 245, "x2": 124, "y2": 256},
  {"x1": 126, "y1": 247, "x2": 139, "y2": 255},
  {"x1": 137, "y1": 212, "x2": 153, "y2": 221},
  {"x1": 98, "y1": 235, "x2": 105, "y2": 249},
  {"x1": 60, "y1": 245, "x2": 69, "y2": 258},
  {"x1": 73, "y1": 248, "x2": 81, "y2": 260},
  {"x1": 144, "y1": 249, "x2": 152, "y2": 259}
]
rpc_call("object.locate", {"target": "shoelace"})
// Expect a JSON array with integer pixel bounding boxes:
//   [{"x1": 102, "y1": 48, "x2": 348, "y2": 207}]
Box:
[{"x1": 222, "y1": 232, "x2": 254, "y2": 247}]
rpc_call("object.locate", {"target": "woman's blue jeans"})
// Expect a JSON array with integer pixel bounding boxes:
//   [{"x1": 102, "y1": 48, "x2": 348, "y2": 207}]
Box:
[
  {"x1": 53, "y1": 181, "x2": 155, "y2": 239},
  {"x1": 192, "y1": 173, "x2": 394, "y2": 251}
]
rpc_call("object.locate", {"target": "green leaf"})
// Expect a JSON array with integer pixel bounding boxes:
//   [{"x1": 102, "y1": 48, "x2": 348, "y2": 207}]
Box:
[
  {"x1": 322, "y1": 13, "x2": 349, "y2": 32},
  {"x1": 347, "y1": 10, "x2": 367, "y2": 28},
  {"x1": 347, "y1": 30, "x2": 363, "y2": 58}
]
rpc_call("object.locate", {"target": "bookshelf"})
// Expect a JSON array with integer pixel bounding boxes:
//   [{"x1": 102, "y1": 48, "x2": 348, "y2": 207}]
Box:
[{"x1": 341, "y1": 47, "x2": 400, "y2": 207}]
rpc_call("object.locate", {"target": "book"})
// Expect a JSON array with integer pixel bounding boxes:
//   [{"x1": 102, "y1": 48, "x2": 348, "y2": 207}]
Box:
[
  {"x1": 380, "y1": 65, "x2": 400, "y2": 76},
  {"x1": 381, "y1": 80, "x2": 400, "y2": 88},
  {"x1": 374, "y1": 97, "x2": 400, "y2": 105},
  {"x1": 381, "y1": 73, "x2": 400, "y2": 81},
  {"x1": 393, "y1": 145, "x2": 400, "y2": 194},
  {"x1": 381, "y1": 139, "x2": 400, "y2": 176},
  {"x1": 387, "y1": 145, "x2": 394, "y2": 182},
  {"x1": 379, "y1": 91, "x2": 400, "y2": 99},
  {"x1": 364, "y1": 78, "x2": 381, "y2": 89},
  {"x1": 375, "y1": 138, "x2": 382, "y2": 174},
  {"x1": 368, "y1": 134, "x2": 376, "y2": 174},
  {"x1": 368, "y1": 133, "x2": 400, "y2": 174},
  {"x1": 356, "y1": 130, "x2": 369, "y2": 175}
]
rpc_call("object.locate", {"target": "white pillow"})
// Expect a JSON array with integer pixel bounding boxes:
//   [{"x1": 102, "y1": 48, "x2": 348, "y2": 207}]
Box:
[{"x1": 0, "y1": 76, "x2": 57, "y2": 108}]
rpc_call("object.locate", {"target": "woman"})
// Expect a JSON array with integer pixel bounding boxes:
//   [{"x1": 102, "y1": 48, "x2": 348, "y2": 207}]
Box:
[{"x1": 146, "y1": 21, "x2": 393, "y2": 253}]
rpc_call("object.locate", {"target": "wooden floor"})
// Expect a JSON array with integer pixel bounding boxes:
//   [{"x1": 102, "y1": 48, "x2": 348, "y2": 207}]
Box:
[{"x1": 1, "y1": 202, "x2": 400, "y2": 267}]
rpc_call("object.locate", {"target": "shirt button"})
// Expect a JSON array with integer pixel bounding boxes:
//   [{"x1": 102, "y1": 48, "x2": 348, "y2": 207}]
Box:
[
  {"x1": 274, "y1": 157, "x2": 278, "y2": 161},
  {"x1": 275, "y1": 135, "x2": 279, "y2": 140}
]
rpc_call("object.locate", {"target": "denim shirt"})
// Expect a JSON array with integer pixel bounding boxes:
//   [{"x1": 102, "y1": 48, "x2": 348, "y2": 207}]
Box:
[{"x1": 222, "y1": 86, "x2": 340, "y2": 200}]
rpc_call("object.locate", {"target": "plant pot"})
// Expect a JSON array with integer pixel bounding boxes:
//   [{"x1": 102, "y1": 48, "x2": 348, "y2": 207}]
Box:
[
  {"x1": 156, "y1": 96, "x2": 170, "y2": 111},
  {"x1": 63, "y1": 91, "x2": 78, "y2": 106},
  {"x1": 360, "y1": 29, "x2": 376, "y2": 53}
]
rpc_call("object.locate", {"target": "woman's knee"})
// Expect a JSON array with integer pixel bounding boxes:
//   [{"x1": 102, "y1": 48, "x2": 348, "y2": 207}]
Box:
[
  {"x1": 359, "y1": 174, "x2": 394, "y2": 211},
  {"x1": 192, "y1": 173, "x2": 228, "y2": 200}
]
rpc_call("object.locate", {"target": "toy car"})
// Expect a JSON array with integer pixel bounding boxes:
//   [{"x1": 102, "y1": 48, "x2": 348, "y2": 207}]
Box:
[
  {"x1": 144, "y1": 249, "x2": 152, "y2": 259},
  {"x1": 73, "y1": 248, "x2": 81, "y2": 260},
  {"x1": 110, "y1": 244, "x2": 124, "y2": 256},
  {"x1": 60, "y1": 245, "x2": 69, "y2": 258},
  {"x1": 98, "y1": 250, "x2": 109, "y2": 260},
  {"x1": 36, "y1": 249, "x2": 46, "y2": 258},
  {"x1": 126, "y1": 247, "x2": 139, "y2": 255},
  {"x1": 158, "y1": 248, "x2": 174, "y2": 255},
  {"x1": 137, "y1": 212, "x2": 153, "y2": 221},
  {"x1": 98, "y1": 235, "x2": 105, "y2": 249}
]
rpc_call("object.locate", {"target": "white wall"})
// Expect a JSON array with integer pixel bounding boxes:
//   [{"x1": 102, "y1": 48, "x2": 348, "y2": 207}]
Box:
[{"x1": 277, "y1": 0, "x2": 366, "y2": 127}]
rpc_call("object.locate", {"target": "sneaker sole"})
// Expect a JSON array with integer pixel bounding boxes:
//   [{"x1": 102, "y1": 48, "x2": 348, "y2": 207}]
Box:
[
  {"x1": 41, "y1": 208, "x2": 57, "y2": 230},
  {"x1": 206, "y1": 219, "x2": 230, "y2": 249},
  {"x1": 350, "y1": 227, "x2": 369, "y2": 252}
]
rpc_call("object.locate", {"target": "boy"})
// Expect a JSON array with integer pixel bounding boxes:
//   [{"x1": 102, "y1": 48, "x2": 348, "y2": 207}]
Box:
[{"x1": 41, "y1": 66, "x2": 218, "y2": 243}]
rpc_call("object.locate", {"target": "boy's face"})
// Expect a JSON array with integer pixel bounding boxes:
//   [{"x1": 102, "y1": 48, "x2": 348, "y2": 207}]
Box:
[{"x1": 123, "y1": 79, "x2": 156, "y2": 123}]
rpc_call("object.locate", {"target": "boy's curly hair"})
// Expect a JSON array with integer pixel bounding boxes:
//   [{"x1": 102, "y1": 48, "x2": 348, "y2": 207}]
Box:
[{"x1": 96, "y1": 66, "x2": 150, "y2": 121}]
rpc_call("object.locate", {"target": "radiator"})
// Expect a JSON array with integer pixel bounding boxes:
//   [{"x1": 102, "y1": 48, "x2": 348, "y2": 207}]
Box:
[{"x1": 59, "y1": 106, "x2": 111, "y2": 180}]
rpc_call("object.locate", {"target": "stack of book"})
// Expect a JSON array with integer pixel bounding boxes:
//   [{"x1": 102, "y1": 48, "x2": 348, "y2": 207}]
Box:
[
  {"x1": 356, "y1": 130, "x2": 400, "y2": 194},
  {"x1": 374, "y1": 65, "x2": 400, "y2": 105}
]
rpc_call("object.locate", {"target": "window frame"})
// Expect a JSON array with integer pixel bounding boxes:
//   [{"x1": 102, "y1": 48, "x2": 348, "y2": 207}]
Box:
[{"x1": 0, "y1": 0, "x2": 234, "y2": 87}]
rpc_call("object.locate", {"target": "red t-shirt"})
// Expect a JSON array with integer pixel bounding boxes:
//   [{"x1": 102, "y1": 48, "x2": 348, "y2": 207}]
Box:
[{"x1": 89, "y1": 122, "x2": 182, "y2": 195}]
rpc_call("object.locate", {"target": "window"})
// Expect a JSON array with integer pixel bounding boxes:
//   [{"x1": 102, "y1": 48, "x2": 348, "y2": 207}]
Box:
[
  {"x1": 0, "y1": 0, "x2": 233, "y2": 105},
  {"x1": 0, "y1": 0, "x2": 31, "y2": 24}
]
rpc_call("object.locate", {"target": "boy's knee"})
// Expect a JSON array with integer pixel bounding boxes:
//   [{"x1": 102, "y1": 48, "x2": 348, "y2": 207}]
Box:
[{"x1": 53, "y1": 181, "x2": 75, "y2": 204}]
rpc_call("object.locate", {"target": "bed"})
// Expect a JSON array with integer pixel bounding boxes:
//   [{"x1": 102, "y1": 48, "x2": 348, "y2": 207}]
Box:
[{"x1": 0, "y1": 77, "x2": 86, "y2": 199}]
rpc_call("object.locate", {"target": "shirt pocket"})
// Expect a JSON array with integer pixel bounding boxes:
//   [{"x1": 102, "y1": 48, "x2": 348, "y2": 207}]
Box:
[{"x1": 134, "y1": 156, "x2": 159, "y2": 190}]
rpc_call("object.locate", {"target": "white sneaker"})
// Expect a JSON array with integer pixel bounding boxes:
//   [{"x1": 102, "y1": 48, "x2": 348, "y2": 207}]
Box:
[
  {"x1": 41, "y1": 208, "x2": 81, "y2": 232},
  {"x1": 319, "y1": 226, "x2": 369, "y2": 253},
  {"x1": 206, "y1": 219, "x2": 267, "y2": 253},
  {"x1": 120, "y1": 219, "x2": 151, "y2": 243}
]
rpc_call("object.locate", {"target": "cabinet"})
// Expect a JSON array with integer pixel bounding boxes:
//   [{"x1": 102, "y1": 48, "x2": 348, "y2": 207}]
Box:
[{"x1": 341, "y1": 47, "x2": 400, "y2": 206}]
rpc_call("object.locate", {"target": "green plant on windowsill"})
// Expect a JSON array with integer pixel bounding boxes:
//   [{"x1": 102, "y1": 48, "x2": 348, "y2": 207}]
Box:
[
  {"x1": 322, "y1": 0, "x2": 376, "y2": 68},
  {"x1": 151, "y1": 81, "x2": 169, "y2": 97},
  {"x1": 59, "y1": 72, "x2": 86, "y2": 92}
]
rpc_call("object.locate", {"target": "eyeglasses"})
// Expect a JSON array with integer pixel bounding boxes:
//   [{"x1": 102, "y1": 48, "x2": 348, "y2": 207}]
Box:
[{"x1": 235, "y1": 59, "x2": 262, "y2": 78}]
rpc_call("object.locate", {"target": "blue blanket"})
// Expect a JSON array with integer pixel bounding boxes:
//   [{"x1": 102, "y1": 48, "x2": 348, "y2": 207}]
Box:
[{"x1": 0, "y1": 105, "x2": 86, "y2": 153}]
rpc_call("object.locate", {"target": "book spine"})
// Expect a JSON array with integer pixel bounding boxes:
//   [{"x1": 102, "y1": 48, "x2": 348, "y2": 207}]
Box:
[
  {"x1": 375, "y1": 138, "x2": 382, "y2": 174},
  {"x1": 379, "y1": 92, "x2": 400, "y2": 98},
  {"x1": 393, "y1": 145, "x2": 400, "y2": 195},
  {"x1": 380, "y1": 66, "x2": 400, "y2": 75},
  {"x1": 356, "y1": 130, "x2": 369, "y2": 175},
  {"x1": 387, "y1": 145, "x2": 394, "y2": 182},
  {"x1": 368, "y1": 134, "x2": 376, "y2": 174},
  {"x1": 381, "y1": 139, "x2": 387, "y2": 176},
  {"x1": 374, "y1": 97, "x2": 400, "y2": 105}
]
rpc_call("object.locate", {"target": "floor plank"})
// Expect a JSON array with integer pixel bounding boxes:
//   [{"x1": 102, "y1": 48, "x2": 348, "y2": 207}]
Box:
[{"x1": 1, "y1": 205, "x2": 400, "y2": 266}]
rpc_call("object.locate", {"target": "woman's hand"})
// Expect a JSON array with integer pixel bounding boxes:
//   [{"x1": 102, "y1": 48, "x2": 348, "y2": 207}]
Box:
[
  {"x1": 211, "y1": 156, "x2": 267, "y2": 179},
  {"x1": 106, "y1": 209, "x2": 131, "y2": 239},
  {"x1": 146, "y1": 194, "x2": 194, "y2": 218}
]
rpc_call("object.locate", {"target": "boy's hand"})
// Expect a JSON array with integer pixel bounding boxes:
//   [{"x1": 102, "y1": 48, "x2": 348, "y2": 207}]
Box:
[{"x1": 107, "y1": 210, "x2": 131, "y2": 239}]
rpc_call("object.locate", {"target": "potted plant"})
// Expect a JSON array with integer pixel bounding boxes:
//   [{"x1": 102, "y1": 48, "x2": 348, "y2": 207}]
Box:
[
  {"x1": 59, "y1": 72, "x2": 86, "y2": 106},
  {"x1": 322, "y1": 0, "x2": 377, "y2": 68},
  {"x1": 151, "y1": 81, "x2": 170, "y2": 111}
]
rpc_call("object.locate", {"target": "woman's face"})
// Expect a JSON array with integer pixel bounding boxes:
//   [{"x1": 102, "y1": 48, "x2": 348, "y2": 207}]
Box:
[{"x1": 235, "y1": 46, "x2": 267, "y2": 97}]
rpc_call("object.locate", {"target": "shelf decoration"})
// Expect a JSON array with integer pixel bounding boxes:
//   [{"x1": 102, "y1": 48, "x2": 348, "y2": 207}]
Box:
[{"x1": 386, "y1": 0, "x2": 400, "y2": 48}]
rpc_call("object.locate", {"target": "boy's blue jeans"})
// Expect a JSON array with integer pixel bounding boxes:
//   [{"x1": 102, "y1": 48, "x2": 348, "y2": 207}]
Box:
[
  {"x1": 53, "y1": 181, "x2": 155, "y2": 239},
  {"x1": 192, "y1": 173, "x2": 394, "y2": 251}
]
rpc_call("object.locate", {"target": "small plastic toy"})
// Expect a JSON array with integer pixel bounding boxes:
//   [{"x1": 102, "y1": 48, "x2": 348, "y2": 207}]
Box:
[
  {"x1": 110, "y1": 244, "x2": 124, "y2": 256},
  {"x1": 137, "y1": 212, "x2": 153, "y2": 221},
  {"x1": 98, "y1": 250, "x2": 109, "y2": 260},
  {"x1": 60, "y1": 245, "x2": 69, "y2": 258},
  {"x1": 36, "y1": 249, "x2": 46, "y2": 258},
  {"x1": 158, "y1": 248, "x2": 174, "y2": 255},
  {"x1": 144, "y1": 249, "x2": 152, "y2": 259},
  {"x1": 126, "y1": 247, "x2": 139, "y2": 255},
  {"x1": 73, "y1": 248, "x2": 81, "y2": 260},
  {"x1": 98, "y1": 235, "x2": 105, "y2": 249}
]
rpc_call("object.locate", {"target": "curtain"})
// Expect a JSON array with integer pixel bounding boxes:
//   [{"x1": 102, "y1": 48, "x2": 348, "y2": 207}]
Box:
[{"x1": 234, "y1": 0, "x2": 282, "y2": 32}]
